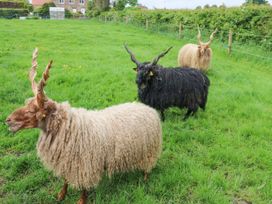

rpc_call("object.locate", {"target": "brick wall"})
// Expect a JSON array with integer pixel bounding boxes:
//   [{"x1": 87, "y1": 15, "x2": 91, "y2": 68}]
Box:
[{"x1": 53, "y1": 0, "x2": 87, "y2": 14}]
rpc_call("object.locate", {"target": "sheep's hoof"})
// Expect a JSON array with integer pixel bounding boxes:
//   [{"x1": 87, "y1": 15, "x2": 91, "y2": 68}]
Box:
[
  {"x1": 57, "y1": 191, "x2": 66, "y2": 201},
  {"x1": 57, "y1": 182, "x2": 68, "y2": 201},
  {"x1": 77, "y1": 190, "x2": 88, "y2": 204}
]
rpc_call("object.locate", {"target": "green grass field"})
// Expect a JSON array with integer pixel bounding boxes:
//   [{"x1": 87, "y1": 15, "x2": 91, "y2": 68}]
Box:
[{"x1": 0, "y1": 19, "x2": 272, "y2": 204}]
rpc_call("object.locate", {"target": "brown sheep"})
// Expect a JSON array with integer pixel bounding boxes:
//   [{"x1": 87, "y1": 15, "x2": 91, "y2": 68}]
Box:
[{"x1": 178, "y1": 27, "x2": 217, "y2": 72}]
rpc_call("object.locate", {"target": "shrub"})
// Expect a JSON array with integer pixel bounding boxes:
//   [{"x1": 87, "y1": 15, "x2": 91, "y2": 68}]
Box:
[
  {"x1": 0, "y1": 8, "x2": 28, "y2": 18},
  {"x1": 65, "y1": 9, "x2": 72, "y2": 18},
  {"x1": 35, "y1": 2, "x2": 56, "y2": 18},
  {"x1": 100, "y1": 5, "x2": 272, "y2": 50}
]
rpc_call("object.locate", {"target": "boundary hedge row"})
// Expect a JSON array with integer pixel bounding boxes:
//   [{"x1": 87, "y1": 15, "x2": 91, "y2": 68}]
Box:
[
  {"x1": 100, "y1": 6, "x2": 272, "y2": 50},
  {"x1": 0, "y1": 8, "x2": 28, "y2": 18}
]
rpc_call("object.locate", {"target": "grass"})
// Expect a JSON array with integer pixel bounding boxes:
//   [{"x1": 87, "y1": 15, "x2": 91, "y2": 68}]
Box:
[{"x1": 0, "y1": 19, "x2": 272, "y2": 204}]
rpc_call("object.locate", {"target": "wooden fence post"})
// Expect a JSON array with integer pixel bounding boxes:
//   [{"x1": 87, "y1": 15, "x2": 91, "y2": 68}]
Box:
[
  {"x1": 178, "y1": 22, "x2": 183, "y2": 39},
  {"x1": 104, "y1": 16, "x2": 107, "y2": 23},
  {"x1": 228, "y1": 29, "x2": 233, "y2": 54},
  {"x1": 125, "y1": 16, "x2": 129, "y2": 24},
  {"x1": 146, "y1": 19, "x2": 149, "y2": 30}
]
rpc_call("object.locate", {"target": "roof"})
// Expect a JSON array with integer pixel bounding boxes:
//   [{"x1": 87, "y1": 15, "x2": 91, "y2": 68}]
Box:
[{"x1": 32, "y1": 0, "x2": 52, "y2": 6}]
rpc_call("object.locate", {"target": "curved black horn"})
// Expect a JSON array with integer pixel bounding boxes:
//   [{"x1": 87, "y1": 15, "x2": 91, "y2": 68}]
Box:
[
  {"x1": 150, "y1": 47, "x2": 173, "y2": 66},
  {"x1": 124, "y1": 44, "x2": 141, "y2": 66}
]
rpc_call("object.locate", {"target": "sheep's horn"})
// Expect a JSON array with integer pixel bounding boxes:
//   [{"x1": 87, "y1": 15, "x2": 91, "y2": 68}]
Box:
[
  {"x1": 207, "y1": 28, "x2": 218, "y2": 45},
  {"x1": 29, "y1": 48, "x2": 38, "y2": 95},
  {"x1": 36, "y1": 60, "x2": 53, "y2": 108},
  {"x1": 150, "y1": 47, "x2": 173, "y2": 66},
  {"x1": 124, "y1": 44, "x2": 141, "y2": 66}
]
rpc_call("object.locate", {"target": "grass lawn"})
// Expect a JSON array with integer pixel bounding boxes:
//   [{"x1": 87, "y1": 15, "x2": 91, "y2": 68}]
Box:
[{"x1": 0, "y1": 19, "x2": 272, "y2": 204}]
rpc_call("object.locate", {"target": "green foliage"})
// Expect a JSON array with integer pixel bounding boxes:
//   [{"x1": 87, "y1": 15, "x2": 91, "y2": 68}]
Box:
[
  {"x1": 244, "y1": 0, "x2": 268, "y2": 4},
  {"x1": 86, "y1": 8, "x2": 100, "y2": 17},
  {"x1": 0, "y1": 8, "x2": 28, "y2": 18},
  {"x1": 100, "y1": 6, "x2": 272, "y2": 50},
  {"x1": 0, "y1": 0, "x2": 31, "y2": 18},
  {"x1": 113, "y1": 0, "x2": 138, "y2": 10},
  {"x1": 0, "y1": 19, "x2": 272, "y2": 204},
  {"x1": 87, "y1": 0, "x2": 93, "y2": 10},
  {"x1": 93, "y1": 0, "x2": 109, "y2": 11},
  {"x1": 114, "y1": 0, "x2": 127, "y2": 10},
  {"x1": 35, "y1": 2, "x2": 56, "y2": 18},
  {"x1": 128, "y1": 0, "x2": 137, "y2": 7},
  {"x1": 65, "y1": 9, "x2": 72, "y2": 18}
]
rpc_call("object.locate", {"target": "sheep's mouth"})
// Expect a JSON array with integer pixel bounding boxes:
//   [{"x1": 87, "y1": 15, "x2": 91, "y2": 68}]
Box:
[{"x1": 6, "y1": 122, "x2": 22, "y2": 133}]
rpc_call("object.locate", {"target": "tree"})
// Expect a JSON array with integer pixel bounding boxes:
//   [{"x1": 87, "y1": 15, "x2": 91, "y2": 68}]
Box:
[
  {"x1": 244, "y1": 0, "x2": 268, "y2": 4},
  {"x1": 128, "y1": 0, "x2": 137, "y2": 6},
  {"x1": 204, "y1": 4, "x2": 210, "y2": 9},
  {"x1": 115, "y1": 0, "x2": 126, "y2": 10},
  {"x1": 195, "y1": 5, "x2": 202, "y2": 9},
  {"x1": 93, "y1": 0, "x2": 109, "y2": 11},
  {"x1": 211, "y1": 4, "x2": 218, "y2": 8},
  {"x1": 113, "y1": 0, "x2": 138, "y2": 10},
  {"x1": 36, "y1": 2, "x2": 55, "y2": 18}
]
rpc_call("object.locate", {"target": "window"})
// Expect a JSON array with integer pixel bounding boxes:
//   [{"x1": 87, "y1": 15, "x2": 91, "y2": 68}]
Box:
[
  {"x1": 68, "y1": 0, "x2": 73, "y2": 3},
  {"x1": 59, "y1": 0, "x2": 64, "y2": 4},
  {"x1": 79, "y1": 0, "x2": 84, "y2": 4}
]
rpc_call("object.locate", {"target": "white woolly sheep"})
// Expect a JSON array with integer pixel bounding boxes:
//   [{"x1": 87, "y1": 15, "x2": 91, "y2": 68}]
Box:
[
  {"x1": 6, "y1": 48, "x2": 162, "y2": 204},
  {"x1": 178, "y1": 27, "x2": 217, "y2": 72}
]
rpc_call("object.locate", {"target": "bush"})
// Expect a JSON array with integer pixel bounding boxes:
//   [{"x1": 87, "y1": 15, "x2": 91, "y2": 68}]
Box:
[
  {"x1": 35, "y1": 2, "x2": 55, "y2": 18},
  {"x1": 0, "y1": 1, "x2": 25, "y2": 8},
  {"x1": 72, "y1": 11, "x2": 84, "y2": 18},
  {"x1": 100, "y1": 5, "x2": 272, "y2": 50},
  {"x1": 65, "y1": 9, "x2": 72, "y2": 18},
  {"x1": 0, "y1": 8, "x2": 28, "y2": 18},
  {"x1": 86, "y1": 9, "x2": 100, "y2": 17}
]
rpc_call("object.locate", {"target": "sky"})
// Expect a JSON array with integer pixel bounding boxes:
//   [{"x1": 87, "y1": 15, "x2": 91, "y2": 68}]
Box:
[{"x1": 138, "y1": 0, "x2": 272, "y2": 9}]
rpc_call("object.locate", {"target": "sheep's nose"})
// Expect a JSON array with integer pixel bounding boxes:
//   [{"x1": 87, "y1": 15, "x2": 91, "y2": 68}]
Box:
[{"x1": 5, "y1": 118, "x2": 11, "y2": 124}]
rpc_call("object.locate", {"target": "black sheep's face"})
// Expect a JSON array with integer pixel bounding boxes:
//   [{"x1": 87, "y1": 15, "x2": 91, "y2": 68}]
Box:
[{"x1": 134, "y1": 63, "x2": 155, "y2": 89}]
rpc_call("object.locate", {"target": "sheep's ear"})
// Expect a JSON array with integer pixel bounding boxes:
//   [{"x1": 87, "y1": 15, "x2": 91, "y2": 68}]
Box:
[{"x1": 133, "y1": 67, "x2": 138, "y2": 72}]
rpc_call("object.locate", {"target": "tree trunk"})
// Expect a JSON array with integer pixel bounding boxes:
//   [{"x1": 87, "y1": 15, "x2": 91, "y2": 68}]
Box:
[{"x1": 93, "y1": 0, "x2": 110, "y2": 11}]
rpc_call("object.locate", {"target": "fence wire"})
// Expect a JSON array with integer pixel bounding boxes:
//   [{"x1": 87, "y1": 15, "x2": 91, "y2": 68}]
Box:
[{"x1": 97, "y1": 16, "x2": 272, "y2": 62}]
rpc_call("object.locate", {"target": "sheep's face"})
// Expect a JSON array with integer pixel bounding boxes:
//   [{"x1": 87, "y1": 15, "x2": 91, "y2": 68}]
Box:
[
  {"x1": 6, "y1": 97, "x2": 56, "y2": 133},
  {"x1": 134, "y1": 63, "x2": 156, "y2": 89},
  {"x1": 6, "y1": 48, "x2": 55, "y2": 133},
  {"x1": 124, "y1": 45, "x2": 172, "y2": 89},
  {"x1": 198, "y1": 44, "x2": 211, "y2": 58}
]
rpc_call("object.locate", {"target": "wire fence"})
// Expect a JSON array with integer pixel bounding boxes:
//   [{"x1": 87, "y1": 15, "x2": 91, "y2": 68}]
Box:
[
  {"x1": 97, "y1": 15, "x2": 272, "y2": 62},
  {"x1": 0, "y1": 15, "x2": 271, "y2": 63}
]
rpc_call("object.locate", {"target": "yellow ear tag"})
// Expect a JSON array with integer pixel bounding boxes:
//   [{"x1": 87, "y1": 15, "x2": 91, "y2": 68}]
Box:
[{"x1": 149, "y1": 71, "x2": 154, "y2": 76}]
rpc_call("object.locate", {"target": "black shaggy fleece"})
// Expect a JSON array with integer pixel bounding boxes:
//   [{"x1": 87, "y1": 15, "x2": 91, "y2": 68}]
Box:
[{"x1": 136, "y1": 65, "x2": 210, "y2": 120}]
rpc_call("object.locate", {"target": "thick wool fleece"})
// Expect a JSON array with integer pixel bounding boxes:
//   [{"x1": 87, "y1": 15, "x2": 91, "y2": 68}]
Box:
[
  {"x1": 178, "y1": 44, "x2": 212, "y2": 71},
  {"x1": 37, "y1": 102, "x2": 162, "y2": 190},
  {"x1": 138, "y1": 67, "x2": 210, "y2": 114}
]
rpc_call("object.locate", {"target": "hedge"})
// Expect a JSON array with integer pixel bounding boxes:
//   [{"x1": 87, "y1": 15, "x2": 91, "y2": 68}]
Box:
[
  {"x1": 0, "y1": 8, "x2": 28, "y2": 18},
  {"x1": 99, "y1": 5, "x2": 272, "y2": 50},
  {"x1": 0, "y1": 1, "x2": 25, "y2": 8}
]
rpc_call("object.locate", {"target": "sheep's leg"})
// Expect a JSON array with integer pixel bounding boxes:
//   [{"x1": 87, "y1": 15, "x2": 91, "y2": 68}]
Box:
[
  {"x1": 57, "y1": 180, "x2": 68, "y2": 201},
  {"x1": 77, "y1": 190, "x2": 88, "y2": 204},
  {"x1": 144, "y1": 171, "x2": 148, "y2": 181},
  {"x1": 160, "y1": 110, "x2": 165, "y2": 121},
  {"x1": 192, "y1": 107, "x2": 198, "y2": 117},
  {"x1": 183, "y1": 109, "x2": 192, "y2": 120}
]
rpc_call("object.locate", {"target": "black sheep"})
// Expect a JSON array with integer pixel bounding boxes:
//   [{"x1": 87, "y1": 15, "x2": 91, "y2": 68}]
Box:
[{"x1": 125, "y1": 45, "x2": 210, "y2": 121}]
